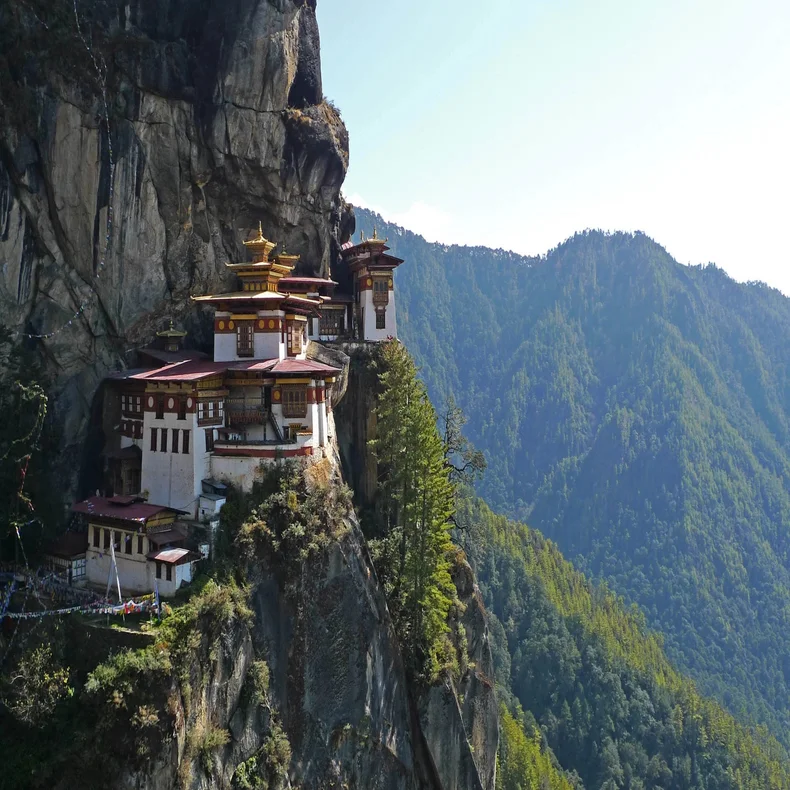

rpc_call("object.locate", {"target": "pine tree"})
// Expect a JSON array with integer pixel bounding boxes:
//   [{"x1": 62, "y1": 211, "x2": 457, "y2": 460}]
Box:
[{"x1": 372, "y1": 341, "x2": 457, "y2": 676}]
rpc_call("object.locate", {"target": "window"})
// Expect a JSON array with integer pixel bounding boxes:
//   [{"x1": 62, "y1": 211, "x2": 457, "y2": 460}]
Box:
[
  {"x1": 178, "y1": 396, "x2": 187, "y2": 420},
  {"x1": 72, "y1": 558, "x2": 86, "y2": 580},
  {"x1": 376, "y1": 311, "x2": 386, "y2": 330},
  {"x1": 320, "y1": 310, "x2": 344, "y2": 336},
  {"x1": 205, "y1": 429, "x2": 215, "y2": 452},
  {"x1": 160, "y1": 428, "x2": 168, "y2": 453},
  {"x1": 113, "y1": 531, "x2": 121, "y2": 552},
  {"x1": 172, "y1": 428, "x2": 179, "y2": 453},
  {"x1": 237, "y1": 322, "x2": 254, "y2": 357},
  {"x1": 93, "y1": 526, "x2": 100, "y2": 548},
  {"x1": 150, "y1": 427, "x2": 157, "y2": 452},
  {"x1": 166, "y1": 564, "x2": 172, "y2": 582},
  {"x1": 198, "y1": 401, "x2": 205, "y2": 422},
  {"x1": 129, "y1": 469, "x2": 141, "y2": 494},
  {"x1": 282, "y1": 386, "x2": 307, "y2": 418},
  {"x1": 103, "y1": 528, "x2": 110, "y2": 550},
  {"x1": 121, "y1": 394, "x2": 128, "y2": 412},
  {"x1": 373, "y1": 278, "x2": 389, "y2": 304},
  {"x1": 156, "y1": 562, "x2": 162, "y2": 579},
  {"x1": 124, "y1": 533, "x2": 132, "y2": 555},
  {"x1": 182, "y1": 430, "x2": 190, "y2": 454},
  {"x1": 156, "y1": 393, "x2": 165, "y2": 419},
  {"x1": 287, "y1": 321, "x2": 303, "y2": 356},
  {"x1": 137, "y1": 535, "x2": 144, "y2": 555}
]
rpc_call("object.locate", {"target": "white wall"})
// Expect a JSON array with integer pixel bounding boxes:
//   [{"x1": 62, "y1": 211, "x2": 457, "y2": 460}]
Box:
[
  {"x1": 254, "y1": 312, "x2": 285, "y2": 359},
  {"x1": 140, "y1": 410, "x2": 201, "y2": 517},
  {"x1": 214, "y1": 332, "x2": 237, "y2": 363},
  {"x1": 86, "y1": 539, "x2": 150, "y2": 595},
  {"x1": 361, "y1": 290, "x2": 397, "y2": 341}
]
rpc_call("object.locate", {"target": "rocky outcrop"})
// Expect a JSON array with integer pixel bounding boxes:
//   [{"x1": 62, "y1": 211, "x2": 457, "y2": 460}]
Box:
[
  {"x1": 418, "y1": 559, "x2": 498, "y2": 790},
  {"x1": 0, "y1": 0, "x2": 348, "y2": 500}
]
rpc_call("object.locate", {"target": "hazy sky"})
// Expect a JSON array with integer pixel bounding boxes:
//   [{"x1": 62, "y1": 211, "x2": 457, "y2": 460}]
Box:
[{"x1": 317, "y1": 0, "x2": 790, "y2": 293}]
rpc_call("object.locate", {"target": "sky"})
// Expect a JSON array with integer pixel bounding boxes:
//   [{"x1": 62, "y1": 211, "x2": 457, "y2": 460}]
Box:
[{"x1": 316, "y1": 0, "x2": 790, "y2": 293}]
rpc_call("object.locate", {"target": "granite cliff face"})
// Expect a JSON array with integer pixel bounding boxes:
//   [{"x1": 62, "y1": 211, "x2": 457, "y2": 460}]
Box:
[{"x1": 0, "y1": 0, "x2": 349, "y2": 496}]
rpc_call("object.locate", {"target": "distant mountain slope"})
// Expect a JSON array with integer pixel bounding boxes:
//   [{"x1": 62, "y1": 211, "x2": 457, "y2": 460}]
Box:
[
  {"x1": 461, "y1": 493, "x2": 790, "y2": 790},
  {"x1": 353, "y1": 207, "x2": 790, "y2": 744}
]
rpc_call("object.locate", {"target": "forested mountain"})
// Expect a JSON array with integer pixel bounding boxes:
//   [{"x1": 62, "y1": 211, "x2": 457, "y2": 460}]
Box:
[
  {"x1": 460, "y1": 494, "x2": 790, "y2": 790},
  {"x1": 353, "y1": 207, "x2": 790, "y2": 745}
]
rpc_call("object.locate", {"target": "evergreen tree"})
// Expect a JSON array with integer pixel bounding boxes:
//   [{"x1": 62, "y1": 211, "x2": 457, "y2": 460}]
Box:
[{"x1": 372, "y1": 341, "x2": 456, "y2": 677}]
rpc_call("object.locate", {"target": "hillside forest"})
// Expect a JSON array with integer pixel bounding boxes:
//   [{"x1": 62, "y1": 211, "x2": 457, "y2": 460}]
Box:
[{"x1": 354, "y1": 207, "x2": 790, "y2": 750}]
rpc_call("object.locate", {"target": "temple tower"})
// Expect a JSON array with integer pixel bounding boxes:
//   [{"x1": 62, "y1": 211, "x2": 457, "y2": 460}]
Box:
[{"x1": 341, "y1": 229, "x2": 403, "y2": 341}]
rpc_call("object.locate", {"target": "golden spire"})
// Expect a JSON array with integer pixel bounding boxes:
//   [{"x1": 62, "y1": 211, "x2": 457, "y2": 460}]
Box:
[
  {"x1": 368, "y1": 225, "x2": 387, "y2": 245},
  {"x1": 243, "y1": 221, "x2": 276, "y2": 262}
]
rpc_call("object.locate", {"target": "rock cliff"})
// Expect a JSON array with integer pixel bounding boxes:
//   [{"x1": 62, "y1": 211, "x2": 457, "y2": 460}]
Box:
[{"x1": 0, "y1": 0, "x2": 349, "y2": 497}]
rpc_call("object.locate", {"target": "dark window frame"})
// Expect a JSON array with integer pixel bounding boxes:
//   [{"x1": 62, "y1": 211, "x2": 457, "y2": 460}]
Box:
[
  {"x1": 281, "y1": 385, "x2": 308, "y2": 418},
  {"x1": 236, "y1": 322, "x2": 254, "y2": 357}
]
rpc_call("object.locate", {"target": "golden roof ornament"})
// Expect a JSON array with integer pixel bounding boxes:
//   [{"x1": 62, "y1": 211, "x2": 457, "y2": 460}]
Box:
[
  {"x1": 242, "y1": 221, "x2": 276, "y2": 262},
  {"x1": 368, "y1": 225, "x2": 387, "y2": 245},
  {"x1": 156, "y1": 319, "x2": 186, "y2": 339}
]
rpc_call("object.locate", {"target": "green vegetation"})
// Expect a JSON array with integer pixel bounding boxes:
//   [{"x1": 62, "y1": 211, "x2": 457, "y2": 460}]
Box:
[
  {"x1": 497, "y1": 705, "x2": 576, "y2": 790},
  {"x1": 369, "y1": 341, "x2": 458, "y2": 679},
  {"x1": 0, "y1": 328, "x2": 61, "y2": 560},
  {"x1": 458, "y1": 494, "x2": 790, "y2": 789},
  {"x1": 357, "y1": 207, "x2": 790, "y2": 744}
]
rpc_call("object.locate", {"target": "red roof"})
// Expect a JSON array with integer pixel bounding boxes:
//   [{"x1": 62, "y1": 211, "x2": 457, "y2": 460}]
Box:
[
  {"x1": 147, "y1": 547, "x2": 198, "y2": 565},
  {"x1": 72, "y1": 496, "x2": 182, "y2": 524},
  {"x1": 130, "y1": 360, "x2": 229, "y2": 382},
  {"x1": 125, "y1": 355, "x2": 339, "y2": 383},
  {"x1": 227, "y1": 358, "x2": 340, "y2": 376},
  {"x1": 139, "y1": 349, "x2": 208, "y2": 365}
]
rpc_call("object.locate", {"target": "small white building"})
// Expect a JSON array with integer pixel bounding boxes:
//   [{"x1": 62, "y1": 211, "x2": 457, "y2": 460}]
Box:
[
  {"x1": 73, "y1": 495, "x2": 199, "y2": 598},
  {"x1": 42, "y1": 532, "x2": 88, "y2": 586}
]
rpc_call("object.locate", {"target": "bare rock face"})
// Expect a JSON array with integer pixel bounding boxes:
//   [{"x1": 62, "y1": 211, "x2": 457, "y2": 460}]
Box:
[
  {"x1": 418, "y1": 558, "x2": 499, "y2": 790},
  {"x1": 0, "y1": 0, "x2": 348, "y2": 499}
]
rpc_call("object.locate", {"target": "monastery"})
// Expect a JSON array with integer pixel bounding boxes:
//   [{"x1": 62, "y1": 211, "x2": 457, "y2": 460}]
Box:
[{"x1": 67, "y1": 225, "x2": 404, "y2": 596}]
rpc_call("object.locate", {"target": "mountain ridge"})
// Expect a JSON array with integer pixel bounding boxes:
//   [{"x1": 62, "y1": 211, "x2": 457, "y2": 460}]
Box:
[{"x1": 353, "y1": 205, "x2": 790, "y2": 746}]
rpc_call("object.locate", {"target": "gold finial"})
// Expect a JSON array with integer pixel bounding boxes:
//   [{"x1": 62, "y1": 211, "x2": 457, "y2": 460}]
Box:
[
  {"x1": 243, "y1": 222, "x2": 277, "y2": 261},
  {"x1": 368, "y1": 225, "x2": 387, "y2": 245},
  {"x1": 157, "y1": 319, "x2": 186, "y2": 339}
]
